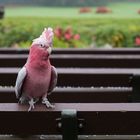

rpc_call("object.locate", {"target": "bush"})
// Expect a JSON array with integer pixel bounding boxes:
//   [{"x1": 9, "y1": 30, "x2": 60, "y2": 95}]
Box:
[
  {"x1": 94, "y1": 24, "x2": 140, "y2": 47},
  {"x1": 54, "y1": 26, "x2": 81, "y2": 48},
  {"x1": 0, "y1": 18, "x2": 88, "y2": 48},
  {"x1": 0, "y1": 17, "x2": 140, "y2": 48}
]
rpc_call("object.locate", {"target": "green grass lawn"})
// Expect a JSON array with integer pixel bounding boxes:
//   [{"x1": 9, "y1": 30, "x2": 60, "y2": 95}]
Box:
[{"x1": 4, "y1": 2, "x2": 140, "y2": 18}]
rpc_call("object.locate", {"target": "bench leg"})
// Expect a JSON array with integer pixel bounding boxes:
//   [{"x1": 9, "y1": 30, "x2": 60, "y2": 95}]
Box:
[
  {"x1": 61, "y1": 109, "x2": 78, "y2": 140},
  {"x1": 131, "y1": 74, "x2": 140, "y2": 102}
]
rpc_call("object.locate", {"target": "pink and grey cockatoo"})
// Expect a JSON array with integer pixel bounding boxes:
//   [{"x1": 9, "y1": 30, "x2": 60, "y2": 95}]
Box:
[{"x1": 15, "y1": 27, "x2": 57, "y2": 111}]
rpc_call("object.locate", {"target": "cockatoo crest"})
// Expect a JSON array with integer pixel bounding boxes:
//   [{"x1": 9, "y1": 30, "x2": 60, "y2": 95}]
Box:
[{"x1": 32, "y1": 27, "x2": 54, "y2": 47}]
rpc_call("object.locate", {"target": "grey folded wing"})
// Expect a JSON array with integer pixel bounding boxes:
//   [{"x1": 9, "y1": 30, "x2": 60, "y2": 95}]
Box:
[
  {"x1": 48, "y1": 66, "x2": 58, "y2": 95},
  {"x1": 15, "y1": 67, "x2": 27, "y2": 98}
]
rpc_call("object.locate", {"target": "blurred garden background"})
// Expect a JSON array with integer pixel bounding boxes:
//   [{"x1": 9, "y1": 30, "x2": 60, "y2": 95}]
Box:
[{"x1": 0, "y1": 0, "x2": 140, "y2": 48}]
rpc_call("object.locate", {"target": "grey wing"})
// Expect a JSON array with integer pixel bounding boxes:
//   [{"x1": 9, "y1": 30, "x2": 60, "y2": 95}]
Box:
[
  {"x1": 48, "y1": 66, "x2": 58, "y2": 95},
  {"x1": 15, "y1": 67, "x2": 27, "y2": 99}
]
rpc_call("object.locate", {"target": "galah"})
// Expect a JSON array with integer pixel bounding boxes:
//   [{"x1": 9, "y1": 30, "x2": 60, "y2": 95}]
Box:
[{"x1": 15, "y1": 27, "x2": 57, "y2": 111}]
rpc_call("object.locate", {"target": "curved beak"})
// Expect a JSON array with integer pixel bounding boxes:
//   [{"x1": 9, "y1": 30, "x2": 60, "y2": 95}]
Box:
[{"x1": 47, "y1": 47, "x2": 52, "y2": 55}]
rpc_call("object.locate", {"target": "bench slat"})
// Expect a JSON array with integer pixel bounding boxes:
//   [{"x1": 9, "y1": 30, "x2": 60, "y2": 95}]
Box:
[
  {"x1": 1, "y1": 54, "x2": 140, "y2": 68},
  {"x1": 0, "y1": 103, "x2": 140, "y2": 135},
  {"x1": 0, "y1": 87, "x2": 132, "y2": 103},
  {"x1": 1, "y1": 48, "x2": 140, "y2": 54},
  {"x1": 0, "y1": 103, "x2": 140, "y2": 111},
  {"x1": 0, "y1": 68, "x2": 135, "y2": 87}
]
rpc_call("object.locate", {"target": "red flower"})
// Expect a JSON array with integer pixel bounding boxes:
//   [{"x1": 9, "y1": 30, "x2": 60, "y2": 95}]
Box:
[
  {"x1": 73, "y1": 34, "x2": 80, "y2": 40},
  {"x1": 135, "y1": 37, "x2": 140, "y2": 46},
  {"x1": 64, "y1": 27, "x2": 73, "y2": 40},
  {"x1": 64, "y1": 33, "x2": 72, "y2": 40},
  {"x1": 54, "y1": 27, "x2": 63, "y2": 38},
  {"x1": 54, "y1": 26, "x2": 81, "y2": 48}
]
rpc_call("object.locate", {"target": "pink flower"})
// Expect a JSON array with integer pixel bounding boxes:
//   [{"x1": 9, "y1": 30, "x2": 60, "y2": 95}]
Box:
[
  {"x1": 54, "y1": 27, "x2": 63, "y2": 38},
  {"x1": 54, "y1": 26, "x2": 81, "y2": 48},
  {"x1": 135, "y1": 37, "x2": 140, "y2": 46},
  {"x1": 73, "y1": 34, "x2": 80, "y2": 40},
  {"x1": 64, "y1": 33, "x2": 72, "y2": 40}
]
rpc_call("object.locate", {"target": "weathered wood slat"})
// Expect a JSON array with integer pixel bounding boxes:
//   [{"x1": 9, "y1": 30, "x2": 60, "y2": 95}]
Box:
[
  {"x1": 0, "y1": 103, "x2": 140, "y2": 112},
  {"x1": 0, "y1": 103, "x2": 140, "y2": 135},
  {"x1": 1, "y1": 48, "x2": 140, "y2": 54},
  {"x1": 0, "y1": 48, "x2": 29, "y2": 54},
  {"x1": 1, "y1": 54, "x2": 140, "y2": 68},
  {"x1": 0, "y1": 87, "x2": 132, "y2": 103},
  {"x1": 50, "y1": 48, "x2": 140, "y2": 55},
  {"x1": 0, "y1": 68, "x2": 136, "y2": 87}
]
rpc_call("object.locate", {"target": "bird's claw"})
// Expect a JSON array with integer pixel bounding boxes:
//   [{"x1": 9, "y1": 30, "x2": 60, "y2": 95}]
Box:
[
  {"x1": 42, "y1": 98, "x2": 55, "y2": 108},
  {"x1": 28, "y1": 99, "x2": 36, "y2": 112},
  {"x1": 28, "y1": 105, "x2": 34, "y2": 112}
]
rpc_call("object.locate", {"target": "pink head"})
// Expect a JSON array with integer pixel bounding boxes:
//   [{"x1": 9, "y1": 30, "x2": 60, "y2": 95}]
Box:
[{"x1": 32, "y1": 27, "x2": 54, "y2": 55}]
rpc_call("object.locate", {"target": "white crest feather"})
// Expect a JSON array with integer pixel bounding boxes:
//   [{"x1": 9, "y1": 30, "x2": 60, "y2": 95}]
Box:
[{"x1": 32, "y1": 27, "x2": 54, "y2": 47}]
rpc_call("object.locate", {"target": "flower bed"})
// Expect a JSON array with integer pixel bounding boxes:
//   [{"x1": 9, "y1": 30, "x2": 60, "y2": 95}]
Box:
[
  {"x1": 54, "y1": 26, "x2": 81, "y2": 48},
  {"x1": 0, "y1": 18, "x2": 140, "y2": 48},
  {"x1": 79, "y1": 7, "x2": 92, "y2": 13},
  {"x1": 138, "y1": 9, "x2": 140, "y2": 14},
  {"x1": 96, "y1": 6, "x2": 111, "y2": 14}
]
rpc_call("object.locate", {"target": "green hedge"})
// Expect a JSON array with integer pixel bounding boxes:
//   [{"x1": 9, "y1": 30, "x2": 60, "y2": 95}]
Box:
[{"x1": 0, "y1": 17, "x2": 140, "y2": 48}]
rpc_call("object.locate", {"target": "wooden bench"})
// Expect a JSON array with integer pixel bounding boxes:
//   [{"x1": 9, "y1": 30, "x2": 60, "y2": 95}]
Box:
[{"x1": 1, "y1": 49, "x2": 140, "y2": 139}]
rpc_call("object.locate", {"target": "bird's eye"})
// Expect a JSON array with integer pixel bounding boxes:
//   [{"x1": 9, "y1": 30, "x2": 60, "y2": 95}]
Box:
[{"x1": 40, "y1": 44, "x2": 45, "y2": 48}]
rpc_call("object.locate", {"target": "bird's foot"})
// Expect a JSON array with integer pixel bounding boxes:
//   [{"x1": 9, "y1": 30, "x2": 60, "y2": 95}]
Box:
[
  {"x1": 28, "y1": 99, "x2": 36, "y2": 112},
  {"x1": 42, "y1": 98, "x2": 55, "y2": 108}
]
